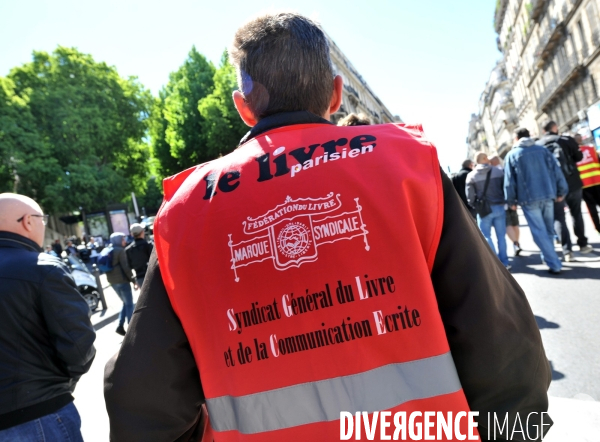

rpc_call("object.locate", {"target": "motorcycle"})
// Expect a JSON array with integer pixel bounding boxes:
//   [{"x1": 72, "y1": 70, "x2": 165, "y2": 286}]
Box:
[{"x1": 63, "y1": 255, "x2": 101, "y2": 311}]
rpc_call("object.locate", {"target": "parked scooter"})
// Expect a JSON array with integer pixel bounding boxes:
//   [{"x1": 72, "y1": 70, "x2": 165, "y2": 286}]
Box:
[{"x1": 63, "y1": 255, "x2": 101, "y2": 311}]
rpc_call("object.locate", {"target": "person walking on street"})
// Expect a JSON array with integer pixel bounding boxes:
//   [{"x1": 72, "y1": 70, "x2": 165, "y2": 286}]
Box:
[
  {"x1": 106, "y1": 232, "x2": 137, "y2": 336},
  {"x1": 125, "y1": 223, "x2": 153, "y2": 288},
  {"x1": 540, "y1": 120, "x2": 593, "y2": 255},
  {"x1": 451, "y1": 159, "x2": 476, "y2": 218},
  {"x1": 0, "y1": 193, "x2": 96, "y2": 441},
  {"x1": 505, "y1": 128, "x2": 569, "y2": 274},
  {"x1": 487, "y1": 154, "x2": 523, "y2": 255},
  {"x1": 505, "y1": 207, "x2": 522, "y2": 256},
  {"x1": 488, "y1": 155, "x2": 501, "y2": 167},
  {"x1": 105, "y1": 13, "x2": 552, "y2": 440},
  {"x1": 466, "y1": 152, "x2": 510, "y2": 268},
  {"x1": 575, "y1": 134, "x2": 600, "y2": 234},
  {"x1": 52, "y1": 238, "x2": 63, "y2": 257}
]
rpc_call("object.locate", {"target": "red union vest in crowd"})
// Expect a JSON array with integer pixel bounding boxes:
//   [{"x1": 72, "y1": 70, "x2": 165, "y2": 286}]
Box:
[
  {"x1": 577, "y1": 145, "x2": 600, "y2": 188},
  {"x1": 154, "y1": 122, "x2": 479, "y2": 441}
]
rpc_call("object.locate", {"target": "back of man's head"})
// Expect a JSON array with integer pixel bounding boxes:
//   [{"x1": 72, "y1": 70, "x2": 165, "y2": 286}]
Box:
[
  {"x1": 229, "y1": 12, "x2": 334, "y2": 119},
  {"x1": 0, "y1": 193, "x2": 45, "y2": 247},
  {"x1": 514, "y1": 127, "x2": 530, "y2": 140},
  {"x1": 475, "y1": 152, "x2": 489, "y2": 164},
  {"x1": 338, "y1": 113, "x2": 371, "y2": 126},
  {"x1": 542, "y1": 120, "x2": 558, "y2": 134},
  {"x1": 488, "y1": 155, "x2": 500, "y2": 167},
  {"x1": 461, "y1": 159, "x2": 473, "y2": 169}
]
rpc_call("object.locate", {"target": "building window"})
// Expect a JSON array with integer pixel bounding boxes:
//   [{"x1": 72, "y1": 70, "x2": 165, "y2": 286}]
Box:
[
  {"x1": 591, "y1": 74, "x2": 598, "y2": 99},
  {"x1": 586, "y1": 2, "x2": 600, "y2": 46},
  {"x1": 556, "y1": 104, "x2": 563, "y2": 124}
]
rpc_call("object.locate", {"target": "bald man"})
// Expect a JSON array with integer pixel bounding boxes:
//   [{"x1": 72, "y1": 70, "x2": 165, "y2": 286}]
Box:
[{"x1": 0, "y1": 193, "x2": 96, "y2": 441}]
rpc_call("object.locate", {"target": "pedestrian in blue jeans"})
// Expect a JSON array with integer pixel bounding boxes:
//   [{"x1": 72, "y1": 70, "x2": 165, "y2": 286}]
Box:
[
  {"x1": 466, "y1": 152, "x2": 510, "y2": 268},
  {"x1": 0, "y1": 402, "x2": 83, "y2": 442},
  {"x1": 504, "y1": 128, "x2": 568, "y2": 274},
  {"x1": 106, "y1": 232, "x2": 137, "y2": 335},
  {"x1": 477, "y1": 204, "x2": 509, "y2": 266},
  {"x1": 112, "y1": 281, "x2": 134, "y2": 331}
]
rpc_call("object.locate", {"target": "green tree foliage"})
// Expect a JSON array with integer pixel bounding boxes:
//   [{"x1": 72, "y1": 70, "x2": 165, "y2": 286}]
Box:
[
  {"x1": 135, "y1": 176, "x2": 164, "y2": 215},
  {"x1": 152, "y1": 49, "x2": 248, "y2": 178},
  {"x1": 6, "y1": 47, "x2": 152, "y2": 213},
  {"x1": 198, "y1": 52, "x2": 248, "y2": 159},
  {"x1": 154, "y1": 47, "x2": 215, "y2": 177},
  {"x1": 0, "y1": 77, "x2": 62, "y2": 209}
]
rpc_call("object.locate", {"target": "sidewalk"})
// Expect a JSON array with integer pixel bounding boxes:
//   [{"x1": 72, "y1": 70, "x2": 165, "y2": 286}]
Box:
[
  {"x1": 544, "y1": 396, "x2": 600, "y2": 441},
  {"x1": 75, "y1": 277, "x2": 140, "y2": 442}
]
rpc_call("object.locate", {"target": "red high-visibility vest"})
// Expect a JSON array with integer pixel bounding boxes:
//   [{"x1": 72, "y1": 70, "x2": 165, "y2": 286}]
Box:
[
  {"x1": 577, "y1": 145, "x2": 600, "y2": 188},
  {"x1": 155, "y1": 123, "x2": 479, "y2": 441}
]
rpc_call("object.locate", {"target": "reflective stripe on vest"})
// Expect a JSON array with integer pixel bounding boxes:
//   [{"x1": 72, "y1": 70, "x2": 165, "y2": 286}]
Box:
[
  {"x1": 155, "y1": 123, "x2": 477, "y2": 441},
  {"x1": 577, "y1": 145, "x2": 600, "y2": 188},
  {"x1": 207, "y1": 352, "x2": 461, "y2": 433}
]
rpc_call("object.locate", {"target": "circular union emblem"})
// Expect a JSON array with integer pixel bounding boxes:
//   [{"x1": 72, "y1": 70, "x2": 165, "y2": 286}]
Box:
[{"x1": 277, "y1": 222, "x2": 311, "y2": 259}]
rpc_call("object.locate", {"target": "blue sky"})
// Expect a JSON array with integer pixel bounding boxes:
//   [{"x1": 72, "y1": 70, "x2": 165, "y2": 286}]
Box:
[{"x1": 0, "y1": 0, "x2": 500, "y2": 172}]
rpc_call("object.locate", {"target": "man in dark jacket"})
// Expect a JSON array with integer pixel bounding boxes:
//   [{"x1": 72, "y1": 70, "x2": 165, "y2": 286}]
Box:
[
  {"x1": 104, "y1": 13, "x2": 552, "y2": 441},
  {"x1": 52, "y1": 238, "x2": 63, "y2": 256},
  {"x1": 540, "y1": 120, "x2": 593, "y2": 257},
  {"x1": 452, "y1": 159, "x2": 476, "y2": 218},
  {"x1": 125, "y1": 223, "x2": 153, "y2": 288},
  {"x1": 106, "y1": 232, "x2": 136, "y2": 336},
  {"x1": 0, "y1": 193, "x2": 96, "y2": 440}
]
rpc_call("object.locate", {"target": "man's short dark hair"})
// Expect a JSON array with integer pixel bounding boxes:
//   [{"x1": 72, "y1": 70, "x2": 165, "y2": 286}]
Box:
[
  {"x1": 461, "y1": 159, "x2": 472, "y2": 169},
  {"x1": 229, "y1": 12, "x2": 334, "y2": 119},
  {"x1": 514, "y1": 127, "x2": 530, "y2": 139},
  {"x1": 543, "y1": 120, "x2": 558, "y2": 133}
]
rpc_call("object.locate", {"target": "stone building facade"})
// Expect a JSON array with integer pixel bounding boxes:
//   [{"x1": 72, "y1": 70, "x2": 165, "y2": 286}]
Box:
[
  {"x1": 468, "y1": 0, "x2": 600, "y2": 158},
  {"x1": 327, "y1": 36, "x2": 402, "y2": 125}
]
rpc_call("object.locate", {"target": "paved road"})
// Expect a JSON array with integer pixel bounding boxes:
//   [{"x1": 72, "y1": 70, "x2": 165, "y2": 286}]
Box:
[
  {"x1": 506, "y1": 206, "x2": 600, "y2": 401},
  {"x1": 73, "y1": 277, "x2": 139, "y2": 442},
  {"x1": 72, "y1": 207, "x2": 600, "y2": 441}
]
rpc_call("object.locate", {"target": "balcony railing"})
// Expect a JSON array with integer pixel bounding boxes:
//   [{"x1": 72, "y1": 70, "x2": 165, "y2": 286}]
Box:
[
  {"x1": 533, "y1": 19, "x2": 563, "y2": 68},
  {"x1": 531, "y1": 0, "x2": 548, "y2": 22},
  {"x1": 509, "y1": 59, "x2": 523, "y2": 83},
  {"x1": 516, "y1": 96, "x2": 531, "y2": 115},
  {"x1": 494, "y1": 0, "x2": 510, "y2": 33},
  {"x1": 536, "y1": 53, "x2": 581, "y2": 110}
]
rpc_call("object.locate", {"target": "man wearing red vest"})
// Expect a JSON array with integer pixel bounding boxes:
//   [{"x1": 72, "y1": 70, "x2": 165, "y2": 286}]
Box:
[
  {"x1": 575, "y1": 134, "x2": 600, "y2": 234},
  {"x1": 104, "y1": 12, "x2": 552, "y2": 441}
]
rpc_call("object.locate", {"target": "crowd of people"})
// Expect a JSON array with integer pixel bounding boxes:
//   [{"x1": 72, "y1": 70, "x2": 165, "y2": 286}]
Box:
[
  {"x1": 43, "y1": 224, "x2": 153, "y2": 336},
  {"x1": 453, "y1": 120, "x2": 600, "y2": 274}
]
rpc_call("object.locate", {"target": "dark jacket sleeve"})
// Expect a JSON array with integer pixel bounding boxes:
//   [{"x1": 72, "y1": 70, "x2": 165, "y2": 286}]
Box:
[
  {"x1": 119, "y1": 248, "x2": 135, "y2": 282},
  {"x1": 432, "y1": 169, "x2": 552, "y2": 441},
  {"x1": 40, "y1": 263, "x2": 96, "y2": 380},
  {"x1": 562, "y1": 135, "x2": 583, "y2": 163},
  {"x1": 104, "y1": 251, "x2": 205, "y2": 442}
]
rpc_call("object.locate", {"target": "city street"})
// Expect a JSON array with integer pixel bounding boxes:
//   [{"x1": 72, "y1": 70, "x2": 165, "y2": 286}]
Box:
[{"x1": 72, "y1": 207, "x2": 600, "y2": 442}]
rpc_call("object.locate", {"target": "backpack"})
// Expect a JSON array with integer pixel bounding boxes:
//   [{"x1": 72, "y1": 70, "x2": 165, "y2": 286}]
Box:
[
  {"x1": 97, "y1": 247, "x2": 114, "y2": 273},
  {"x1": 547, "y1": 139, "x2": 576, "y2": 178},
  {"x1": 473, "y1": 169, "x2": 493, "y2": 218}
]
